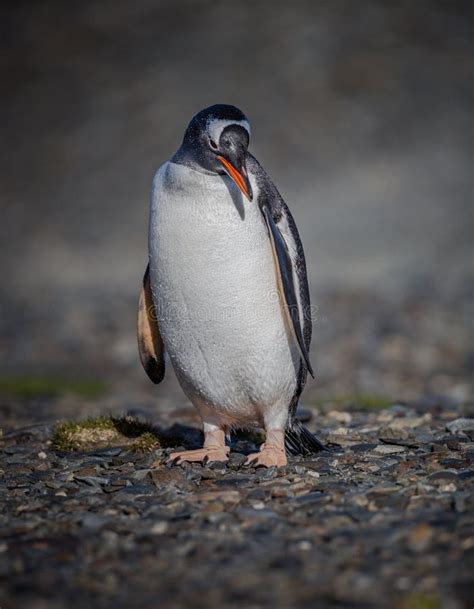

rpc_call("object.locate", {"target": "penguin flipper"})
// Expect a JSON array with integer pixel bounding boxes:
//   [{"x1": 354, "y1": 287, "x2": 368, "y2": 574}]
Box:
[
  {"x1": 137, "y1": 264, "x2": 165, "y2": 384},
  {"x1": 261, "y1": 205, "x2": 314, "y2": 378}
]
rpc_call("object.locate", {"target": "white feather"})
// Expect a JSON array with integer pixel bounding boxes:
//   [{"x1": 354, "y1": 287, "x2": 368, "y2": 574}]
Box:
[
  {"x1": 149, "y1": 161, "x2": 299, "y2": 430},
  {"x1": 207, "y1": 119, "x2": 251, "y2": 144}
]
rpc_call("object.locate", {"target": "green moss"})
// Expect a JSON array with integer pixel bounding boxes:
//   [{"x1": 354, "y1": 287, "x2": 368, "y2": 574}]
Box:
[
  {"x1": 51, "y1": 415, "x2": 160, "y2": 452},
  {"x1": 399, "y1": 593, "x2": 441, "y2": 609},
  {"x1": 132, "y1": 432, "x2": 161, "y2": 453},
  {"x1": 0, "y1": 376, "x2": 107, "y2": 399},
  {"x1": 112, "y1": 416, "x2": 156, "y2": 438},
  {"x1": 352, "y1": 394, "x2": 393, "y2": 410}
]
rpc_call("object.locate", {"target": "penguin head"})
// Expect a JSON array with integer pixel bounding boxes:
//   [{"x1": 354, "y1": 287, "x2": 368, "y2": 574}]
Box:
[{"x1": 176, "y1": 104, "x2": 253, "y2": 201}]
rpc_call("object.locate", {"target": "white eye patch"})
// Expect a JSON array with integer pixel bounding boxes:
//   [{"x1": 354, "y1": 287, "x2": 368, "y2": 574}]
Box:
[{"x1": 206, "y1": 118, "x2": 251, "y2": 144}]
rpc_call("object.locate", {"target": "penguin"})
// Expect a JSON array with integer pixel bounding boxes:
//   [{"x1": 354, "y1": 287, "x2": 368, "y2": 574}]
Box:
[{"x1": 138, "y1": 104, "x2": 325, "y2": 467}]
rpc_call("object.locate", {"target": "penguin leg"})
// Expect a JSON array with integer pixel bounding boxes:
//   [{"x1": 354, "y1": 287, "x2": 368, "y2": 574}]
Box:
[
  {"x1": 167, "y1": 426, "x2": 229, "y2": 465},
  {"x1": 245, "y1": 430, "x2": 287, "y2": 468}
]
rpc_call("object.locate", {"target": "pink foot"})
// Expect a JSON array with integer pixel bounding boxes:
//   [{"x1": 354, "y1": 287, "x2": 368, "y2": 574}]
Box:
[
  {"x1": 245, "y1": 447, "x2": 287, "y2": 467},
  {"x1": 167, "y1": 446, "x2": 230, "y2": 465},
  {"x1": 245, "y1": 430, "x2": 287, "y2": 468}
]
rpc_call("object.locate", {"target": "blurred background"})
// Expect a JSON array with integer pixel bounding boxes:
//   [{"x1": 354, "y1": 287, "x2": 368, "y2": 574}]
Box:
[{"x1": 1, "y1": 0, "x2": 472, "y2": 423}]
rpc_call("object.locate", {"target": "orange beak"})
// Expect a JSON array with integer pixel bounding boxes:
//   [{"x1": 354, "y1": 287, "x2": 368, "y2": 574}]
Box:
[{"x1": 217, "y1": 155, "x2": 253, "y2": 201}]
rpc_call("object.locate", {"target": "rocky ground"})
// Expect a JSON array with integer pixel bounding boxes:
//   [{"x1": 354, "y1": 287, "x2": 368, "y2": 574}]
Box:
[
  {"x1": 1, "y1": 396, "x2": 473, "y2": 609},
  {"x1": 1, "y1": 283, "x2": 473, "y2": 609}
]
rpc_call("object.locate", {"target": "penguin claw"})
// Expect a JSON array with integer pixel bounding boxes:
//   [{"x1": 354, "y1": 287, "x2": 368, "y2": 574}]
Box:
[
  {"x1": 166, "y1": 447, "x2": 229, "y2": 465},
  {"x1": 244, "y1": 448, "x2": 287, "y2": 468}
]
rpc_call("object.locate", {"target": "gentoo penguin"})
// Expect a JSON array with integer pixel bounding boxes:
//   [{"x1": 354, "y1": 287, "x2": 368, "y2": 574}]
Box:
[{"x1": 138, "y1": 104, "x2": 325, "y2": 467}]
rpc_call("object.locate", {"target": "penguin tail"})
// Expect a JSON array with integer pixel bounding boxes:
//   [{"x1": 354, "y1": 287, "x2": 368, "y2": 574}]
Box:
[{"x1": 285, "y1": 417, "x2": 327, "y2": 456}]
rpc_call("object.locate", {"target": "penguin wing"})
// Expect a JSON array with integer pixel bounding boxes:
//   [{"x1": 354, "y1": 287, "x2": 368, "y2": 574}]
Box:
[
  {"x1": 261, "y1": 203, "x2": 314, "y2": 378},
  {"x1": 137, "y1": 264, "x2": 166, "y2": 384}
]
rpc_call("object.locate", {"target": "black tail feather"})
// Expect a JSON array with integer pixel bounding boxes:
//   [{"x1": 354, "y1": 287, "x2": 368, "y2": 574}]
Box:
[{"x1": 285, "y1": 417, "x2": 327, "y2": 456}]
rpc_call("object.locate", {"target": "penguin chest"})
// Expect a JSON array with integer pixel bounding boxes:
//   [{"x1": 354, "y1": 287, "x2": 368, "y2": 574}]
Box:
[{"x1": 149, "y1": 163, "x2": 298, "y2": 418}]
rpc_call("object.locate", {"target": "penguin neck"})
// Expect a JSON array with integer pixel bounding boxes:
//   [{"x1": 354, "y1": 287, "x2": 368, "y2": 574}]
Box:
[{"x1": 170, "y1": 144, "x2": 216, "y2": 176}]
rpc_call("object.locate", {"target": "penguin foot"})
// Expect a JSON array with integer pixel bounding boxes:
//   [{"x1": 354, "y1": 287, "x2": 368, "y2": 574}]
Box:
[
  {"x1": 245, "y1": 430, "x2": 287, "y2": 467},
  {"x1": 167, "y1": 446, "x2": 230, "y2": 465},
  {"x1": 245, "y1": 447, "x2": 287, "y2": 468}
]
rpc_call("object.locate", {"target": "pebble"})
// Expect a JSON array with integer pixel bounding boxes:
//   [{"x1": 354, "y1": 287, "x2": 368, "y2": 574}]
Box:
[
  {"x1": 439, "y1": 483, "x2": 457, "y2": 493},
  {"x1": 446, "y1": 418, "x2": 474, "y2": 434},
  {"x1": 373, "y1": 444, "x2": 407, "y2": 455},
  {"x1": 426, "y1": 470, "x2": 458, "y2": 482},
  {"x1": 327, "y1": 411, "x2": 352, "y2": 424},
  {"x1": 149, "y1": 521, "x2": 169, "y2": 534}
]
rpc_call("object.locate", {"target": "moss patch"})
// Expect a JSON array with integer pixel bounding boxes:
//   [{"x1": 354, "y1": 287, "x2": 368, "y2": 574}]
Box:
[
  {"x1": 132, "y1": 432, "x2": 162, "y2": 452},
  {"x1": 350, "y1": 394, "x2": 393, "y2": 410},
  {"x1": 51, "y1": 416, "x2": 160, "y2": 453},
  {"x1": 0, "y1": 376, "x2": 107, "y2": 399},
  {"x1": 399, "y1": 593, "x2": 441, "y2": 609}
]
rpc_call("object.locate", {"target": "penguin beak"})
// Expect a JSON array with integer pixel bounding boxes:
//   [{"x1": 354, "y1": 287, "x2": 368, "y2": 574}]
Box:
[{"x1": 217, "y1": 155, "x2": 253, "y2": 201}]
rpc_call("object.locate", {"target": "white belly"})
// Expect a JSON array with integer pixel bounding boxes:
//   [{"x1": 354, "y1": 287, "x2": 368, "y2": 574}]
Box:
[{"x1": 149, "y1": 162, "x2": 299, "y2": 427}]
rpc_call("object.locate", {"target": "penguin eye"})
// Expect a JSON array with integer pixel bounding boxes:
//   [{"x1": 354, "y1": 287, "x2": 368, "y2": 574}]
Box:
[{"x1": 208, "y1": 138, "x2": 218, "y2": 151}]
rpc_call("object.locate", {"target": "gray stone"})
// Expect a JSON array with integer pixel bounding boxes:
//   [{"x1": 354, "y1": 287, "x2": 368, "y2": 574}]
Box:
[
  {"x1": 446, "y1": 418, "x2": 474, "y2": 434},
  {"x1": 427, "y1": 470, "x2": 458, "y2": 483},
  {"x1": 373, "y1": 444, "x2": 407, "y2": 455}
]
